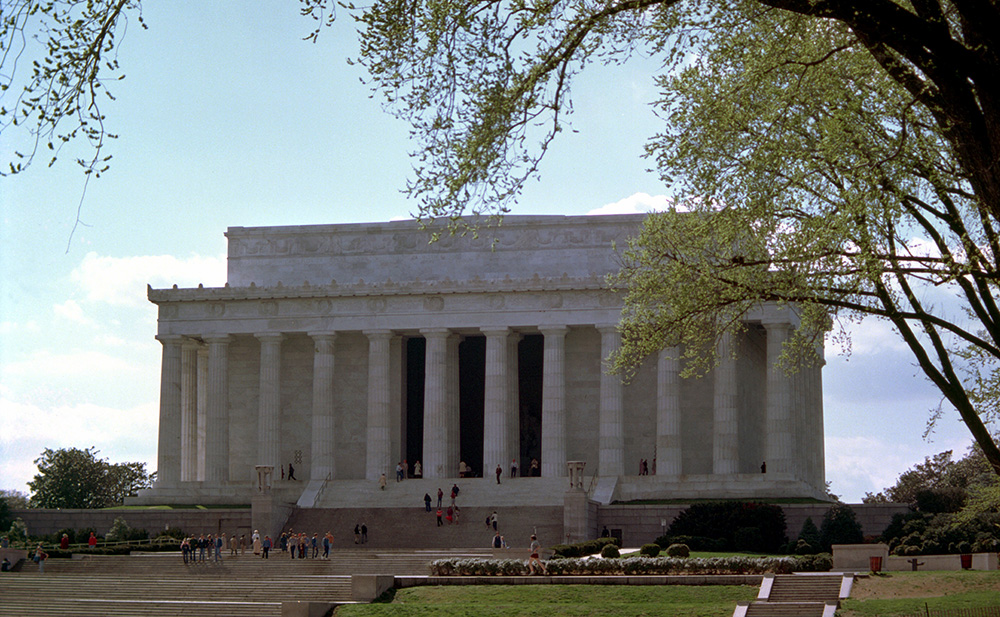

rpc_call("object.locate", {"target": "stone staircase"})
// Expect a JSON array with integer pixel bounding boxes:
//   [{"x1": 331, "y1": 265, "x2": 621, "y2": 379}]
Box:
[
  {"x1": 734, "y1": 573, "x2": 853, "y2": 617},
  {"x1": 310, "y1": 475, "x2": 573, "y2": 508},
  {"x1": 284, "y1": 503, "x2": 565, "y2": 549},
  {"x1": 1, "y1": 548, "x2": 491, "y2": 617}
]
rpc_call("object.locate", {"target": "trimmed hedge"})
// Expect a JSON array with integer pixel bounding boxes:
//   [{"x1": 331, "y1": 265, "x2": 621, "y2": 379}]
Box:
[
  {"x1": 639, "y1": 543, "x2": 661, "y2": 557},
  {"x1": 550, "y1": 536, "x2": 620, "y2": 558},
  {"x1": 429, "y1": 555, "x2": 831, "y2": 576},
  {"x1": 665, "y1": 502, "x2": 787, "y2": 553}
]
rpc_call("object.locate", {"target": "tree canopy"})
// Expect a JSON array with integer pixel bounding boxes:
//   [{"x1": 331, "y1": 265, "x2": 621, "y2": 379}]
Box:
[
  {"x1": 27, "y1": 447, "x2": 155, "y2": 509},
  {"x1": 4, "y1": 1, "x2": 999, "y2": 472}
]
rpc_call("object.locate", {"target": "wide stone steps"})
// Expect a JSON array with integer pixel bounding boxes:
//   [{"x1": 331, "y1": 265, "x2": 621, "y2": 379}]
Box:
[
  {"x1": 734, "y1": 574, "x2": 849, "y2": 617},
  {"x1": 767, "y1": 575, "x2": 842, "y2": 602},
  {"x1": 284, "y1": 504, "x2": 565, "y2": 550},
  {"x1": 311, "y1": 476, "x2": 572, "y2": 508},
  {"x1": 0, "y1": 597, "x2": 284, "y2": 617},
  {"x1": 745, "y1": 602, "x2": 833, "y2": 617}
]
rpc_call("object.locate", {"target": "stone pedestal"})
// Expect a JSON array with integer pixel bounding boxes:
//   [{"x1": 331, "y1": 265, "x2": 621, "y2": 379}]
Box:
[{"x1": 563, "y1": 488, "x2": 594, "y2": 544}]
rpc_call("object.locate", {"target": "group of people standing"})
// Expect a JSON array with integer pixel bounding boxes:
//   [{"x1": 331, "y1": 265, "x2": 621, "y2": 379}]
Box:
[
  {"x1": 429, "y1": 484, "x2": 463, "y2": 526},
  {"x1": 180, "y1": 529, "x2": 337, "y2": 563}
]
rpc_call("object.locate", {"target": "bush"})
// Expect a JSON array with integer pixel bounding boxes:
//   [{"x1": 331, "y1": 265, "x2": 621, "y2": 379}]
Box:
[
  {"x1": 819, "y1": 504, "x2": 863, "y2": 550},
  {"x1": 794, "y1": 539, "x2": 818, "y2": 555},
  {"x1": 429, "y1": 555, "x2": 827, "y2": 576},
  {"x1": 666, "y1": 501, "x2": 787, "y2": 552},
  {"x1": 105, "y1": 517, "x2": 148, "y2": 543},
  {"x1": 600, "y1": 543, "x2": 620, "y2": 558},
  {"x1": 734, "y1": 527, "x2": 763, "y2": 552},
  {"x1": 666, "y1": 543, "x2": 690, "y2": 558},
  {"x1": 7, "y1": 518, "x2": 28, "y2": 544},
  {"x1": 551, "y1": 537, "x2": 619, "y2": 558},
  {"x1": 914, "y1": 488, "x2": 967, "y2": 513},
  {"x1": 797, "y1": 517, "x2": 821, "y2": 548},
  {"x1": 639, "y1": 543, "x2": 660, "y2": 557},
  {"x1": 880, "y1": 510, "x2": 1000, "y2": 555}
]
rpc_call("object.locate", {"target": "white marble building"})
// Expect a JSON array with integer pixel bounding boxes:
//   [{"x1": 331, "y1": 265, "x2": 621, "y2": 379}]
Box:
[{"x1": 135, "y1": 214, "x2": 826, "y2": 506}]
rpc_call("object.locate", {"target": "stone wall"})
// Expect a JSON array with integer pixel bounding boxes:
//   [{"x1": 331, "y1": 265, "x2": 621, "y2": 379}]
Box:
[{"x1": 9, "y1": 509, "x2": 253, "y2": 538}]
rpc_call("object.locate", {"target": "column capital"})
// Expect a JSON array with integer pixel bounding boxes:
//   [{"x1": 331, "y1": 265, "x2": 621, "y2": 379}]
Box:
[
  {"x1": 760, "y1": 319, "x2": 794, "y2": 332},
  {"x1": 307, "y1": 331, "x2": 337, "y2": 341},
  {"x1": 363, "y1": 329, "x2": 395, "y2": 340},
  {"x1": 155, "y1": 334, "x2": 185, "y2": 344},
  {"x1": 481, "y1": 327, "x2": 510, "y2": 337},
  {"x1": 539, "y1": 326, "x2": 569, "y2": 337},
  {"x1": 419, "y1": 327, "x2": 452, "y2": 338},
  {"x1": 202, "y1": 335, "x2": 232, "y2": 345},
  {"x1": 255, "y1": 332, "x2": 285, "y2": 343},
  {"x1": 595, "y1": 323, "x2": 619, "y2": 334}
]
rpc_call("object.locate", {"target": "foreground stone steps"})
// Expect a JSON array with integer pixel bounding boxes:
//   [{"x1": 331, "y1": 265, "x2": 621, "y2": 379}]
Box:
[
  {"x1": 745, "y1": 602, "x2": 835, "y2": 617},
  {"x1": 767, "y1": 575, "x2": 842, "y2": 602},
  {"x1": 0, "y1": 598, "x2": 284, "y2": 617},
  {"x1": 734, "y1": 574, "x2": 849, "y2": 617}
]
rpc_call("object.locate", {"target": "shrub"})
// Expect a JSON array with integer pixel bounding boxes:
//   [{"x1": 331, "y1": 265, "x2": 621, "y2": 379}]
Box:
[
  {"x1": 734, "y1": 527, "x2": 763, "y2": 552},
  {"x1": 819, "y1": 504, "x2": 863, "y2": 550},
  {"x1": 797, "y1": 517, "x2": 821, "y2": 548},
  {"x1": 666, "y1": 501, "x2": 787, "y2": 552},
  {"x1": 791, "y1": 553, "x2": 833, "y2": 572},
  {"x1": 105, "y1": 517, "x2": 148, "y2": 543},
  {"x1": 914, "y1": 488, "x2": 967, "y2": 513},
  {"x1": 551, "y1": 536, "x2": 619, "y2": 558},
  {"x1": 794, "y1": 539, "x2": 817, "y2": 555},
  {"x1": 600, "y1": 543, "x2": 620, "y2": 558},
  {"x1": 639, "y1": 543, "x2": 660, "y2": 557},
  {"x1": 7, "y1": 518, "x2": 28, "y2": 544},
  {"x1": 429, "y1": 555, "x2": 824, "y2": 576},
  {"x1": 665, "y1": 543, "x2": 690, "y2": 558}
]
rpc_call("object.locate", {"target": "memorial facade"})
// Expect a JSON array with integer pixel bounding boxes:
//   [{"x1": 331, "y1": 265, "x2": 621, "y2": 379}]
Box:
[{"x1": 136, "y1": 214, "x2": 827, "y2": 506}]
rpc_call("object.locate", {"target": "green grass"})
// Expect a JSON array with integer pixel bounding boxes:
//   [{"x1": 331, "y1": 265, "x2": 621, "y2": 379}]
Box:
[
  {"x1": 839, "y1": 571, "x2": 1000, "y2": 616},
  {"x1": 106, "y1": 504, "x2": 251, "y2": 510},
  {"x1": 334, "y1": 584, "x2": 758, "y2": 617}
]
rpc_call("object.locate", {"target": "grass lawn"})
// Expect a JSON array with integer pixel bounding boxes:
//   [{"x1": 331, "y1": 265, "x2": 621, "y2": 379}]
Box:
[
  {"x1": 334, "y1": 584, "x2": 759, "y2": 617},
  {"x1": 839, "y1": 571, "x2": 1000, "y2": 616}
]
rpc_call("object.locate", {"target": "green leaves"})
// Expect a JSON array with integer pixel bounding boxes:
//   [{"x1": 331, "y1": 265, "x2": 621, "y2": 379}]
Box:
[{"x1": 27, "y1": 446, "x2": 155, "y2": 509}]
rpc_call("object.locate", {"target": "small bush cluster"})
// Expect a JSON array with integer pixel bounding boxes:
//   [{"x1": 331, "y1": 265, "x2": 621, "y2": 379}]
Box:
[
  {"x1": 550, "y1": 536, "x2": 620, "y2": 558},
  {"x1": 665, "y1": 543, "x2": 690, "y2": 558},
  {"x1": 662, "y1": 502, "x2": 788, "y2": 553},
  {"x1": 639, "y1": 543, "x2": 660, "y2": 557},
  {"x1": 600, "y1": 543, "x2": 621, "y2": 558},
  {"x1": 880, "y1": 511, "x2": 1000, "y2": 556},
  {"x1": 429, "y1": 555, "x2": 831, "y2": 576}
]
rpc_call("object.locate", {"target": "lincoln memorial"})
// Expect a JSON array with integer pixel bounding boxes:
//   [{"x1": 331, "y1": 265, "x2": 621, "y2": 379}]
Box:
[{"x1": 132, "y1": 213, "x2": 827, "y2": 508}]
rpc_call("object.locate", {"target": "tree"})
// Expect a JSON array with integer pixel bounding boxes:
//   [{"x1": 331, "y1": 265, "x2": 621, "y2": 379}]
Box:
[
  {"x1": 6, "y1": 1, "x2": 1000, "y2": 470},
  {"x1": 819, "y1": 503, "x2": 864, "y2": 550},
  {"x1": 864, "y1": 446, "x2": 995, "y2": 506},
  {"x1": 0, "y1": 489, "x2": 30, "y2": 509},
  {"x1": 27, "y1": 447, "x2": 154, "y2": 509}
]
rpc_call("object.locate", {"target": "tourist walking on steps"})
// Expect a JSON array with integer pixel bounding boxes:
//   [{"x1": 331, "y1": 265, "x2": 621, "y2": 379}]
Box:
[
  {"x1": 511, "y1": 458, "x2": 518, "y2": 478},
  {"x1": 361, "y1": 523, "x2": 368, "y2": 544},
  {"x1": 252, "y1": 530, "x2": 261, "y2": 555},
  {"x1": 288, "y1": 462, "x2": 297, "y2": 481},
  {"x1": 262, "y1": 536, "x2": 271, "y2": 559},
  {"x1": 311, "y1": 533, "x2": 319, "y2": 558},
  {"x1": 496, "y1": 464, "x2": 503, "y2": 484},
  {"x1": 436, "y1": 508, "x2": 443, "y2": 526},
  {"x1": 216, "y1": 533, "x2": 225, "y2": 562},
  {"x1": 289, "y1": 533, "x2": 298, "y2": 558},
  {"x1": 424, "y1": 493, "x2": 432, "y2": 512},
  {"x1": 379, "y1": 473, "x2": 387, "y2": 490},
  {"x1": 33, "y1": 544, "x2": 47, "y2": 573},
  {"x1": 528, "y1": 535, "x2": 547, "y2": 575},
  {"x1": 354, "y1": 524, "x2": 361, "y2": 544},
  {"x1": 491, "y1": 511, "x2": 498, "y2": 531},
  {"x1": 181, "y1": 537, "x2": 191, "y2": 564},
  {"x1": 437, "y1": 488, "x2": 443, "y2": 508},
  {"x1": 322, "y1": 532, "x2": 331, "y2": 559}
]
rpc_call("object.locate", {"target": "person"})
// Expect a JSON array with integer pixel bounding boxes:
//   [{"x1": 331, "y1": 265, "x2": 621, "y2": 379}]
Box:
[
  {"x1": 492, "y1": 531, "x2": 503, "y2": 548},
  {"x1": 288, "y1": 462, "x2": 297, "y2": 481},
  {"x1": 279, "y1": 533, "x2": 287, "y2": 553},
  {"x1": 413, "y1": 460, "x2": 422, "y2": 478},
  {"x1": 436, "y1": 508, "x2": 443, "y2": 527},
  {"x1": 59, "y1": 533, "x2": 69, "y2": 550},
  {"x1": 215, "y1": 533, "x2": 224, "y2": 562},
  {"x1": 761, "y1": 461, "x2": 767, "y2": 474},
  {"x1": 451, "y1": 483, "x2": 460, "y2": 498},
  {"x1": 396, "y1": 462, "x2": 404, "y2": 482},
  {"x1": 601, "y1": 526, "x2": 610, "y2": 538},
  {"x1": 527, "y1": 534, "x2": 547, "y2": 575},
  {"x1": 446, "y1": 506, "x2": 453, "y2": 524},
  {"x1": 510, "y1": 458, "x2": 518, "y2": 478},
  {"x1": 311, "y1": 533, "x2": 319, "y2": 558},
  {"x1": 379, "y1": 473, "x2": 387, "y2": 490},
  {"x1": 33, "y1": 544, "x2": 47, "y2": 573},
  {"x1": 491, "y1": 511, "x2": 498, "y2": 531},
  {"x1": 88, "y1": 532, "x2": 97, "y2": 548},
  {"x1": 530, "y1": 458, "x2": 540, "y2": 476},
  {"x1": 459, "y1": 461, "x2": 467, "y2": 477},
  {"x1": 198, "y1": 535, "x2": 207, "y2": 563},
  {"x1": 354, "y1": 524, "x2": 361, "y2": 544},
  {"x1": 239, "y1": 534, "x2": 247, "y2": 555},
  {"x1": 495, "y1": 464, "x2": 502, "y2": 484},
  {"x1": 424, "y1": 493, "x2": 432, "y2": 512},
  {"x1": 1, "y1": 536, "x2": 8, "y2": 548},
  {"x1": 230, "y1": 533, "x2": 239, "y2": 556},
  {"x1": 453, "y1": 505, "x2": 461, "y2": 525},
  {"x1": 437, "y1": 488, "x2": 444, "y2": 508},
  {"x1": 1, "y1": 557, "x2": 11, "y2": 572},
  {"x1": 361, "y1": 523, "x2": 368, "y2": 544},
  {"x1": 181, "y1": 537, "x2": 191, "y2": 564},
  {"x1": 252, "y1": 530, "x2": 261, "y2": 555},
  {"x1": 299, "y1": 534, "x2": 306, "y2": 558},
  {"x1": 322, "y1": 532, "x2": 331, "y2": 559},
  {"x1": 403, "y1": 459, "x2": 409, "y2": 479},
  {"x1": 289, "y1": 533, "x2": 298, "y2": 558},
  {"x1": 262, "y1": 535, "x2": 271, "y2": 559}
]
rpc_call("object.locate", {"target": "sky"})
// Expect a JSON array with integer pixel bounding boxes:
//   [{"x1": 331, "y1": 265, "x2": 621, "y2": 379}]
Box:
[{"x1": 0, "y1": 2, "x2": 978, "y2": 503}]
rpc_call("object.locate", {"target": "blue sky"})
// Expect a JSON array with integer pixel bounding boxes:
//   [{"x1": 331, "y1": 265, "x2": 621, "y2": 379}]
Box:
[{"x1": 0, "y1": 2, "x2": 977, "y2": 502}]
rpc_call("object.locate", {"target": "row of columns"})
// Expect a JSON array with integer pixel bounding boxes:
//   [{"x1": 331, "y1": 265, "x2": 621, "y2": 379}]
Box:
[{"x1": 155, "y1": 320, "x2": 819, "y2": 488}]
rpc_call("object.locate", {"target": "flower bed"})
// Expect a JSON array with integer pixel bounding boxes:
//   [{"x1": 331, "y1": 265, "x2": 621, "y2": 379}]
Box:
[{"x1": 429, "y1": 554, "x2": 832, "y2": 576}]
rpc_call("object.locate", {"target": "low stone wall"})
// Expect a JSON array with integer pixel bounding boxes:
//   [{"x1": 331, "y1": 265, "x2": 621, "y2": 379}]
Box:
[
  {"x1": 596, "y1": 503, "x2": 910, "y2": 547},
  {"x1": 833, "y1": 544, "x2": 999, "y2": 571},
  {"x1": 9, "y1": 508, "x2": 252, "y2": 538}
]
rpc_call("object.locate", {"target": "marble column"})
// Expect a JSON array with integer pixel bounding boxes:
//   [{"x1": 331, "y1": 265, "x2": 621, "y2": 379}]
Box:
[
  {"x1": 763, "y1": 322, "x2": 793, "y2": 475},
  {"x1": 310, "y1": 332, "x2": 337, "y2": 482},
  {"x1": 656, "y1": 346, "x2": 682, "y2": 475},
  {"x1": 713, "y1": 331, "x2": 739, "y2": 475},
  {"x1": 540, "y1": 326, "x2": 568, "y2": 477},
  {"x1": 256, "y1": 333, "x2": 284, "y2": 472},
  {"x1": 204, "y1": 335, "x2": 231, "y2": 484},
  {"x1": 180, "y1": 342, "x2": 199, "y2": 482},
  {"x1": 365, "y1": 330, "x2": 393, "y2": 481},
  {"x1": 155, "y1": 335, "x2": 183, "y2": 487},
  {"x1": 421, "y1": 328, "x2": 451, "y2": 478},
  {"x1": 482, "y1": 328, "x2": 511, "y2": 476},
  {"x1": 809, "y1": 346, "x2": 826, "y2": 491},
  {"x1": 598, "y1": 325, "x2": 624, "y2": 477},
  {"x1": 444, "y1": 333, "x2": 461, "y2": 477},
  {"x1": 507, "y1": 333, "x2": 521, "y2": 470},
  {"x1": 196, "y1": 346, "x2": 208, "y2": 481}
]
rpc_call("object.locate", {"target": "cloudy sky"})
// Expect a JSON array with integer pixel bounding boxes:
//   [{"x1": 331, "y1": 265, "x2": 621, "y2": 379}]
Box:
[{"x1": 0, "y1": 2, "x2": 977, "y2": 502}]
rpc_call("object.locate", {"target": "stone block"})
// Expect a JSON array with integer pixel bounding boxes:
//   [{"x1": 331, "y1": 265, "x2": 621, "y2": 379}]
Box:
[
  {"x1": 351, "y1": 574, "x2": 396, "y2": 602},
  {"x1": 832, "y1": 544, "x2": 888, "y2": 571},
  {"x1": 280, "y1": 601, "x2": 338, "y2": 617}
]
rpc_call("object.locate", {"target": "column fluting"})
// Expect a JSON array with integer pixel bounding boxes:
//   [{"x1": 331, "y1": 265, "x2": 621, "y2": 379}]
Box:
[
  {"x1": 365, "y1": 330, "x2": 393, "y2": 481},
  {"x1": 421, "y1": 328, "x2": 451, "y2": 478},
  {"x1": 656, "y1": 346, "x2": 682, "y2": 475},
  {"x1": 204, "y1": 335, "x2": 231, "y2": 484},
  {"x1": 180, "y1": 342, "x2": 199, "y2": 482},
  {"x1": 482, "y1": 328, "x2": 511, "y2": 477},
  {"x1": 155, "y1": 335, "x2": 184, "y2": 487},
  {"x1": 310, "y1": 332, "x2": 337, "y2": 482},
  {"x1": 256, "y1": 333, "x2": 284, "y2": 472},
  {"x1": 712, "y1": 331, "x2": 739, "y2": 475},
  {"x1": 598, "y1": 325, "x2": 624, "y2": 477},
  {"x1": 540, "y1": 326, "x2": 568, "y2": 477}
]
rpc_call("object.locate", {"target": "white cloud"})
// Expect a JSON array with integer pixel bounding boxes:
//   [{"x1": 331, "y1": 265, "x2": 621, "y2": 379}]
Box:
[
  {"x1": 2, "y1": 348, "x2": 143, "y2": 382},
  {"x1": 71, "y1": 251, "x2": 226, "y2": 307},
  {"x1": 52, "y1": 299, "x2": 94, "y2": 327},
  {"x1": 588, "y1": 192, "x2": 676, "y2": 215},
  {"x1": 0, "y1": 394, "x2": 158, "y2": 492}
]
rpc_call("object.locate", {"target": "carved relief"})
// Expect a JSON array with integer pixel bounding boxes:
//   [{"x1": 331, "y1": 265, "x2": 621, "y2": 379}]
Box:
[
  {"x1": 208, "y1": 303, "x2": 226, "y2": 316},
  {"x1": 259, "y1": 301, "x2": 278, "y2": 316},
  {"x1": 313, "y1": 299, "x2": 333, "y2": 314},
  {"x1": 367, "y1": 298, "x2": 388, "y2": 313},
  {"x1": 424, "y1": 296, "x2": 444, "y2": 312},
  {"x1": 487, "y1": 294, "x2": 506, "y2": 310}
]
